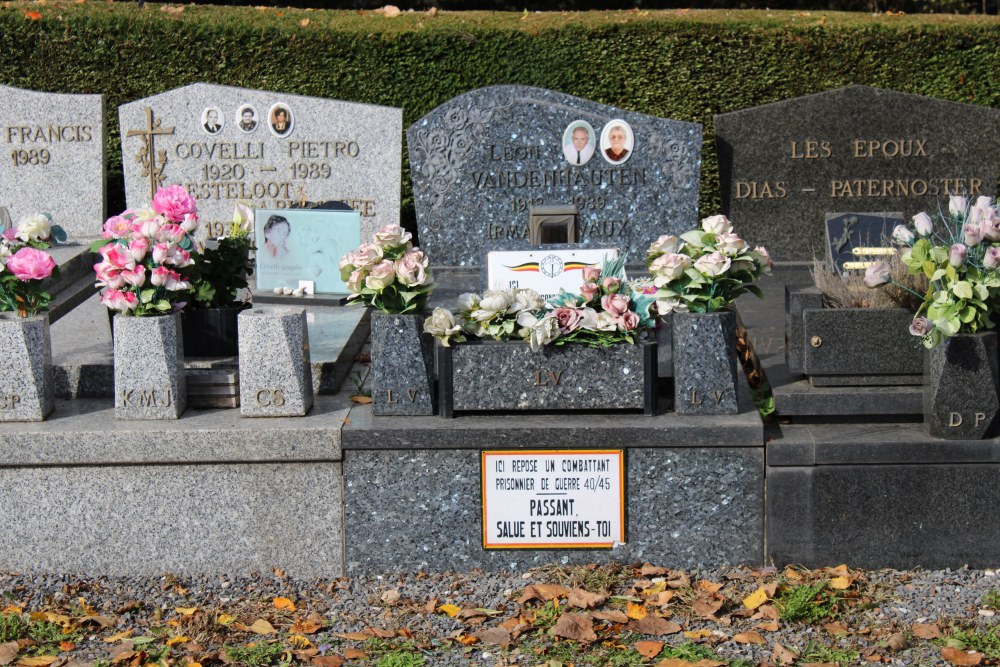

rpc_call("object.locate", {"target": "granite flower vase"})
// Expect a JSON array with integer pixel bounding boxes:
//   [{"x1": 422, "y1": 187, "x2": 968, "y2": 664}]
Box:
[
  {"x1": 113, "y1": 313, "x2": 186, "y2": 420},
  {"x1": 0, "y1": 313, "x2": 54, "y2": 421},
  {"x1": 924, "y1": 331, "x2": 1000, "y2": 439},
  {"x1": 672, "y1": 310, "x2": 740, "y2": 415},
  {"x1": 370, "y1": 312, "x2": 435, "y2": 416}
]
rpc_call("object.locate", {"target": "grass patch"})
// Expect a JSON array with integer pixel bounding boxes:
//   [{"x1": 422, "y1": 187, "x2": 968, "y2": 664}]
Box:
[
  {"x1": 774, "y1": 582, "x2": 840, "y2": 623},
  {"x1": 223, "y1": 640, "x2": 289, "y2": 666},
  {"x1": 983, "y1": 588, "x2": 1000, "y2": 610},
  {"x1": 0, "y1": 613, "x2": 29, "y2": 643},
  {"x1": 376, "y1": 651, "x2": 426, "y2": 667},
  {"x1": 535, "y1": 563, "x2": 632, "y2": 595},
  {"x1": 797, "y1": 640, "x2": 860, "y2": 665},
  {"x1": 0, "y1": 613, "x2": 83, "y2": 655},
  {"x1": 659, "y1": 641, "x2": 725, "y2": 662},
  {"x1": 937, "y1": 626, "x2": 1000, "y2": 660}
]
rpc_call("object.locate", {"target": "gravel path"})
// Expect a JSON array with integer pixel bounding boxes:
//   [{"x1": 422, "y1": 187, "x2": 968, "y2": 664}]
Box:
[{"x1": 2, "y1": 564, "x2": 1000, "y2": 666}]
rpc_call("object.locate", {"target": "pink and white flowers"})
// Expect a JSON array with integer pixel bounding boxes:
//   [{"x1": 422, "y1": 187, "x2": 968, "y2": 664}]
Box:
[
  {"x1": 92, "y1": 185, "x2": 200, "y2": 316},
  {"x1": 0, "y1": 212, "x2": 63, "y2": 317},
  {"x1": 340, "y1": 224, "x2": 434, "y2": 314}
]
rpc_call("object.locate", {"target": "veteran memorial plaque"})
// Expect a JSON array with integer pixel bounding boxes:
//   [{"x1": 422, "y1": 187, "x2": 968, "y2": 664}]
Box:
[
  {"x1": 481, "y1": 450, "x2": 625, "y2": 548},
  {"x1": 409, "y1": 85, "x2": 702, "y2": 267},
  {"x1": 120, "y1": 83, "x2": 401, "y2": 241},
  {"x1": 715, "y1": 85, "x2": 1000, "y2": 262},
  {"x1": 824, "y1": 211, "x2": 904, "y2": 274},
  {"x1": 0, "y1": 85, "x2": 106, "y2": 239}
]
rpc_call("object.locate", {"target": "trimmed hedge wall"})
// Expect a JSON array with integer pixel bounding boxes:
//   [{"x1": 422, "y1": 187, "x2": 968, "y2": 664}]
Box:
[{"x1": 1, "y1": 5, "x2": 997, "y2": 229}]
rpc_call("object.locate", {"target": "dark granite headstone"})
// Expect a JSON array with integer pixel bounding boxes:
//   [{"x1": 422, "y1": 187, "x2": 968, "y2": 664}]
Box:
[
  {"x1": 408, "y1": 85, "x2": 702, "y2": 267},
  {"x1": 824, "y1": 212, "x2": 904, "y2": 274},
  {"x1": 715, "y1": 86, "x2": 1000, "y2": 262}
]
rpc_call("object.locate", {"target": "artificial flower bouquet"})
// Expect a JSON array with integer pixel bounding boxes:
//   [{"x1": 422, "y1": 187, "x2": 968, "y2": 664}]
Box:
[
  {"x1": 92, "y1": 185, "x2": 200, "y2": 316},
  {"x1": 647, "y1": 214, "x2": 772, "y2": 314},
  {"x1": 339, "y1": 225, "x2": 433, "y2": 314},
  {"x1": 186, "y1": 203, "x2": 254, "y2": 309},
  {"x1": 424, "y1": 255, "x2": 655, "y2": 351},
  {"x1": 0, "y1": 212, "x2": 64, "y2": 317},
  {"x1": 865, "y1": 195, "x2": 1000, "y2": 348}
]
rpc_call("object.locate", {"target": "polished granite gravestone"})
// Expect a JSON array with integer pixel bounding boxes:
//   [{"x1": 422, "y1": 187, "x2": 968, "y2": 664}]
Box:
[
  {"x1": 715, "y1": 86, "x2": 1000, "y2": 261},
  {"x1": 120, "y1": 83, "x2": 401, "y2": 241},
  {"x1": 238, "y1": 307, "x2": 314, "y2": 417},
  {"x1": 409, "y1": 85, "x2": 702, "y2": 267},
  {"x1": 0, "y1": 85, "x2": 106, "y2": 239}
]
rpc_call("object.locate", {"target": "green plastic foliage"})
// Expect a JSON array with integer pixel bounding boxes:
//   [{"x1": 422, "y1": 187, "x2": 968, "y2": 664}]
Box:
[{"x1": 0, "y1": 7, "x2": 996, "y2": 220}]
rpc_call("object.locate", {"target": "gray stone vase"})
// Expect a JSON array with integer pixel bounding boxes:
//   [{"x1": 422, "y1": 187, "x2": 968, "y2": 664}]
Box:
[
  {"x1": 924, "y1": 331, "x2": 1000, "y2": 439},
  {"x1": 113, "y1": 313, "x2": 186, "y2": 420},
  {"x1": 370, "y1": 312, "x2": 435, "y2": 416},
  {"x1": 0, "y1": 312, "x2": 54, "y2": 421},
  {"x1": 672, "y1": 310, "x2": 740, "y2": 415}
]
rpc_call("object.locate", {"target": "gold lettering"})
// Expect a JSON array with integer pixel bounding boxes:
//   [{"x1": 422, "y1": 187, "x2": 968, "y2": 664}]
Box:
[
  {"x1": 0, "y1": 394, "x2": 21, "y2": 409},
  {"x1": 949, "y1": 412, "x2": 963, "y2": 427},
  {"x1": 387, "y1": 389, "x2": 399, "y2": 404},
  {"x1": 406, "y1": 389, "x2": 417, "y2": 402},
  {"x1": 689, "y1": 389, "x2": 702, "y2": 405},
  {"x1": 712, "y1": 389, "x2": 726, "y2": 404},
  {"x1": 548, "y1": 369, "x2": 563, "y2": 386},
  {"x1": 534, "y1": 370, "x2": 547, "y2": 387},
  {"x1": 975, "y1": 413, "x2": 987, "y2": 427}
]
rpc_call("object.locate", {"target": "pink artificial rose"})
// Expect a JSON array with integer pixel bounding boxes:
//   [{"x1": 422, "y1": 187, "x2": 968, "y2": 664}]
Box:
[
  {"x1": 912, "y1": 212, "x2": 934, "y2": 237},
  {"x1": 152, "y1": 243, "x2": 169, "y2": 265},
  {"x1": 716, "y1": 232, "x2": 748, "y2": 255},
  {"x1": 650, "y1": 253, "x2": 692, "y2": 281},
  {"x1": 372, "y1": 225, "x2": 412, "y2": 248},
  {"x1": 150, "y1": 266, "x2": 188, "y2": 291},
  {"x1": 348, "y1": 243, "x2": 383, "y2": 270},
  {"x1": 395, "y1": 251, "x2": 428, "y2": 287},
  {"x1": 347, "y1": 269, "x2": 366, "y2": 294},
  {"x1": 963, "y1": 223, "x2": 982, "y2": 247},
  {"x1": 648, "y1": 234, "x2": 680, "y2": 256},
  {"x1": 121, "y1": 266, "x2": 146, "y2": 287},
  {"x1": 1, "y1": 228, "x2": 16, "y2": 242},
  {"x1": 984, "y1": 247, "x2": 1000, "y2": 270},
  {"x1": 100, "y1": 243, "x2": 135, "y2": 271},
  {"x1": 6, "y1": 247, "x2": 55, "y2": 281},
  {"x1": 365, "y1": 260, "x2": 396, "y2": 290},
  {"x1": 701, "y1": 214, "x2": 733, "y2": 235},
  {"x1": 180, "y1": 214, "x2": 199, "y2": 235},
  {"x1": 102, "y1": 215, "x2": 132, "y2": 239},
  {"x1": 158, "y1": 223, "x2": 187, "y2": 244},
  {"x1": 165, "y1": 245, "x2": 193, "y2": 268},
  {"x1": 134, "y1": 217, "x2": 162, "y2": 239},
  {"x1": 909, "y1": 316, "x2": 934, "y2": 337},
  {"x1": 601, "y1": 276, "x2": 621, "y2": 293},
  {"x1": 694, "y1": 251, "x2": 731, "y2": 277},
  {"x1": 950, "y1": 243, "x2": 968, "y2": 268},
  {"x1": 552, "y1": 307, "x2": 583, "y2": 333},
  {"x1": 981, "y1": 212, "x2": 1000, "y2": 243},
  {"x1": 128, "y1": 237, "x2": 150, "y2": 262},
  {"x1": 152, "y1": 185, "x2": 197, "y2": 223},
  {"x1": 863, "y1": 261, "x2": 891, "y2": 288},
  {"x1": 601, "y1": 293, "x2": 630, "y2": 317},
  {"x1": 101, "y1": 288, "x2": 138, "y2": 313},
  {"x1": 617, "y1": 310, "x2": 640, "y2": 331},
  {"x1": 891, "y1": 224, "x2": 915, "y2": 246},
  {"x1": 582, "y1": 265, "x2": 602, "y2": 283},
  {"x1": 93, "y1": 261, "x2": 124, "y2": 289},
  {"x1": 580, "y1": 283, "x2": 600, "y2": 302}
]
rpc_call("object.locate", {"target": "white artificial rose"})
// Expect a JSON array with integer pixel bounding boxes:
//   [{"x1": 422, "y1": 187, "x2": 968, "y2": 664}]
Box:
[
  {"x1": 701, "y1": 214, "x2": 733, "y2": 235},
  {"x1": 479, "y1": 289, "x2": 514, "y2": 314},
  {"x1": 423, "y1": 307, "x2": 462, "y2": 345},
  {"x1": 511, "y1": 288, "x2": 544, "y2": 313},
  {"x1": 456, "y1": 292, "x2": 480, "y2": 312},
  {"x1": 693, "y1": 251, "x2": 731, "y2": 277},
  {"x1": 647, "y1": 234, "x2": 680, "y2": 256},
  {"x1": 716, "y1": 232, "x2": 748, "y2": 256},
  {"x1": 364, "y1": 260, "x2": 396, "y2": 290},
  {"x1": 16, "y1": 212, "x2": 52, "y2": 242},
  {"x1": 649, "y1": 253, "x2": 691, "y2": 281},
  {"x1": 372, "y1": 224, "x2": 412, "y2": 248},
  {"x1": 949, "y1": 195, "x2": 968, "y2": 217}
]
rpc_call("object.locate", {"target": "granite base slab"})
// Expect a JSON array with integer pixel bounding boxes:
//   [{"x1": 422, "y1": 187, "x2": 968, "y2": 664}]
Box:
[
  {"x1": 767, "y1": 423, "x2": 1000, "y2": 569},
  {"x1": 772, "y1": 379, "x2": 921, "y2": 416},
  {"x1": 343, "y1": 447, "x2": 763, "y2": 572}
]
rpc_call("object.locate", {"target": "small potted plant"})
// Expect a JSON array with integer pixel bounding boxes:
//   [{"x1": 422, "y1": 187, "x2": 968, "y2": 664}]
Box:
[
  {"x1": 866, "y1": 195, "x2": 1000, "y2": 438},
  {"x1": 183, "y1": 203, "x2": 254, "y2": 357},
  {"x1": 647, "y1": 214, "x2": 771, "y2": 415},
  {"x1": 93, "y1": 185, "x2": 201, "y2": 420},
  {"x1": 340, "y1": 225, "x2": 435, "y2": 416},
  {"x1": 0, "y1": 212, "x2": 64, "y2": 421}
]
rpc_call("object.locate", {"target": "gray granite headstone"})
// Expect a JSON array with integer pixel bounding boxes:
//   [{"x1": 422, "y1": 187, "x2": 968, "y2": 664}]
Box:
[
  {"x1": 924, "y1": 332, "x2": 999, "y2": 439},
  {"x1": 238, "y1": 307, "x2": 313, "y2": 417},
  {"x1": 824, "y1": 212, "x2": 904, "y2": 274},
  {"x1": 120, "y1": 83, "x2": 401, "y2": 242},
  {"x1": 409, "y1": 85, "x2": 702, "y2": 267},
  {"x1": 0, "y1": 85, "x2": 106, "y2": 239},
  {"x1": 715, "y1": 86, "x2": 1000, "y2": 262},
  {"x1": 113, "y1": 314, "x2": 186, "y2": 420},
  {"x1": 0, "y1": 313, "x2": 54, "y2": 421}
]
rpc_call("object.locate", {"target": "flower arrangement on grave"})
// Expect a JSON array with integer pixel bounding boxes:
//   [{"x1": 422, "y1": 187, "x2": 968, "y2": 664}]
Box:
[
  {"x1": 339, "y1": 225, "x2": 433, "y2": 314},
  {"x1": 0, "y1": 212, "x2": 64, "y2": 317},
  {"x1": 865, "y1": 195, "x2": 1000, "y2": 349},
  {"x1": 186, "y1": 203, "x2": 254, "y2": 309},
  {"x1": 92, "y1": 185, "x2": 200, "y2": 316},
  {"x1": 424, "y1": 255, "x2": 656, "y2": 351},
  {"x1": 646, "y1": 214, "x2": 772, "y2": 314}
]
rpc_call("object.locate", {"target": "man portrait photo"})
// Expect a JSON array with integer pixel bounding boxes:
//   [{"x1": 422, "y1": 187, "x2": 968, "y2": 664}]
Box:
[
  {"x1": 202, "y1": 107, "x2": 223, "y2": 135},
  {"x1": 237, "y1": 105, "x2": 258, "y2": 133},
  {"x1": 562, "y1": 120, "x2": 596, "y2": 166},
  {"x1": 600, "y1": 119, "x2": 634, "y2": 165}
]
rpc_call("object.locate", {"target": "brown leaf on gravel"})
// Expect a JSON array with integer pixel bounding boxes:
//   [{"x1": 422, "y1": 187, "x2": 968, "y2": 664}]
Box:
[
  {"x1": 343, "y1": 648, "x2": 367, "y2": 660},
  {"x1": 422, "y1": 598, "x2": 438, "y2": 614},
  {"x1": 885, "y1": 633, "x2": 907, "y2": 652},
  {"x1": 667, "y1": 571, "x2": 691, "y2": 589},
  {"x1": 332, "y1": 632, "x2": 371, "y2": 641},
  {"x1": 755, "y1": 604, "x2": 781, "y2": 620},
  {"x1": 634, "y1": 640, "x2": 663, "y2": 658},
  {"x1": 733, "y1": 631, "x2": 766, "y2": 645},
  {"x1": 246, "y1": 619, "x2": 276, "y2": 635},
  {"x1": 0, "y1": 642, "x2": 18, "y2": 667},
  {"x1": 628, "y1": 615, "x2": 681, "y2": 636},
  {"x1": 912, "y1": 623, "x2": 943, "y2": 639},
  {"x1": 472, "y1": 628, "x2": 511, "y2": 649},
  {"x1": 824, "y1": 621, "x2": 849, "y2": 635},
  {"x1": 310, "y1": 656, "x2": 346, "y2": 667},
  {"x1": 641, "y1": 563, "x2": 668, "y2": 576},
  {"x1": 369, "y1": 627, "x2": 395, "y2": 639},
  {"x1": 380, "y1": 590, "x2": 400, "y2": 605},
  {"x1": 591, "y1": 610, "x2": 629, "y2": 623},
  {"x1": 551, "y1": 613, "x2": 597, "y2": 643},
  {"x1": 692, "y1": 597, "x2": 724, "y2": 620},
  {"x1": 652, "y1": 590, "x2": 676, "y2": 607},
  {"x1": 77, "y1": 615, "x2": 116, "y2": 628},
  {"x1": 518, "y1": 584, "x2": 569, "y2": 604},
  {"x1": 697, "y1": 580, "x2": 724, "y2": 594},
  {"x1": 567, "y1": 588, "x2": 607, "y2": 609},
  {"x1": 756, "y1": 621, "x2": 780, "y2": 632},
  {"x1": 290, "y1": 614, "x2": 328, "y2": 634},
  {"x1": 941, "y1": 647, "x2": 983, "y2": 666},
  {"x1": 773, "y1": 641, "x2": 798, "y2": 666}
]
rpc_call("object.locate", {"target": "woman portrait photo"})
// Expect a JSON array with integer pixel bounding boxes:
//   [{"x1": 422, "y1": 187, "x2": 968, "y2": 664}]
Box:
[
  {"x1": 562, "y1": 120, "x2": 596, "y2": 166},
  {"x1": 600, "y1": 120, "x2": 635, "y2": 165},
  {"x1": 237, "y1": 105, "x2": 258, "y2": 133},
  {"x1": 202, "y1": 107, "x2": 223, "y2": 135},
  {"x1": 263, "y1": 215, "x2": 291, "y2": 259},
  {"x1": 269, "y1": 103, "x2": 294, "y2": 137}
]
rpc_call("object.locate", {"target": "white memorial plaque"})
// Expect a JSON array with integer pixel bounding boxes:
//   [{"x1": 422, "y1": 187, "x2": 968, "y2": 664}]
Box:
[
  {"x1": 486, "y1": 248, "x2": 619, "y2": 300},
  {"x1": 481, "y1": 449, "x2": 625, "y2": 549}
]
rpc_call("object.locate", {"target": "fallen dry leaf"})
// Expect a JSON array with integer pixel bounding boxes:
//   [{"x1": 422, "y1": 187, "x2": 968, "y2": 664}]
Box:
[
  {"x1": 634, "y1": 640, "x2": 664, "y2": 658},
  {"x1": 472, "y1": 627, "x2": 511, "y2": 649},
  {"x1": 273, "y1": 597, "x2": 296, "y2": 611},
  {"x1": 166, "y1": 636, "x2": 189, "y2": 647},
  {"x1": 518, "y1": 584, "x2": 569, "y2": 604},
  {"x1": 641, "y1": 563, "x2": 669, "y2": 576},
  {"x1": 349, "y1": 395, "x2": 371, "y2": 404},
  {"x1": 175, "y1": 607, "x2": 198, "y2": 616},
  {"x1": 628, "y1": 615, "x2": 681, "y2": 636},
  {"x1": 0, "y1": 642, "x2": 18, "y2": 667},
  {"x1": 551, "y1": 613, "x2": 597, "y2": 643},
  {"x1": 824, "y1": 621, "x2": 849, "y2": 635},
  {"x1": 885, "y1": 633, "x2": 907, "y2": 652},
  {"x1": 692, "y1": 597, "x2": 724, "y2": 620},
  {"x1": 773, "y1": 641, "x2": 798, "y2": 666},
  {"x1": 756, "y1": 621, "x2": 780, "y2": 632},
  {"x1": 290, "y1": 616, "x2": 327, "y2": 634},
  {"x1": 103, "y1": 630, "x2": 134, "y2": 643},
  {"x1": 734, "y1": 631, "x2": 766, "y2": 645},
  {"x1": 742, "y1": 586, "x2": 770, "y2": 610},
  {"x1": 626, "y1": 602, "x2": 647, "y2": 620},
  {"x1": 567, "y1": 588, "x2": 606, "y2": 609},
  {"x1": 698, "y1": 580, "x2": 724, "y2": 594},
  {"x1": 311, "y1": 656, "x2": 346, "y2": 667},
  {"x1": 299, "y1": 17, "x2": 310, "y2": 26},
  {"x1": 247, "y1": 619, "x2": 277, "y2": 635},
  {"x1": 912, "y1": 623, "x2": 943, "y2": 639},
  {"x1": 16, "y1": 658, "x2": 58, "y2": 667},
  {"x1": 343, "y1": 648, "x2": 367, "y2": 660},
  {"x1": 941, "y1": 647, "x2": 983, "y2": 666},
  {"x1": 379, "y1": 4, "x2": 401, "y2": 17},
  {"x1": 23, "y1": 10, "x2": 41, "y2": 19},
  {"x1": 380, "y1": 590, "x2": 400, "y2": 605},
  {"x1": 684, "y1": 629, "x2": 713, "y2": 640},
  {"x1": 438, "y1": 604, "x2": 461, "y2": 618},
  {"x1": 217, "y1": 613, "x2": 236, "y2": 625},
  {"x1": 829, "y1": 576, "x2": 853, "y2": 590},
  {"x1": 333, "y1": 631, "x2": 371, "y2": 641},
  {"x1": 289, "y1": 635, "x2": 311, "y2": 649},
  {"x1": 591, "y1": 610, "x2": 629, "y2": 623}
]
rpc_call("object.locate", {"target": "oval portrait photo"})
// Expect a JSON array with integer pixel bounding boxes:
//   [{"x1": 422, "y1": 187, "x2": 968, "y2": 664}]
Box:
[
  {"x1": 600, "y1": 119, "x2": 635, "y2": 165},
  {"x1": 201, "y1": 107, "x2": 223, "y2": 135},
  {"x1": 268, "y1": 103, "x2": 294, "y2": 138},
  {"x1": 562, "y1": 120, "x2": 596, "y2": 166},
  {"x1": 236, "y1": 104, "x2": 258, "y2": 134}
]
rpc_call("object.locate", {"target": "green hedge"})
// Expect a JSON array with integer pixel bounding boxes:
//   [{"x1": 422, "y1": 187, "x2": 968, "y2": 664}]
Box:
[{"x1": 1, "y1": 5, "x2": 997, "y2": 228}]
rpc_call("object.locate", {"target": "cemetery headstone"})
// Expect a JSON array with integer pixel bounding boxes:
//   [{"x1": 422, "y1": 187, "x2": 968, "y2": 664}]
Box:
[
  {"x1": 408, "y1": 85, "x2": 702, "y2": 267},
  {"x1": 715, "y1": 85, "x2": 1000, "y2": 261},
  {"x1": 119, "y1": 83, "x2": 401, "y2": 242},
  {"x1": 0, "y1": 85, "x2": 105, "y2": 239},
  {"x1": 824, "y1": 212, "x2": 904, "y2": 274},
  {"x1": 238, "y1": 307, "x2": 314, "y2": 417}
]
